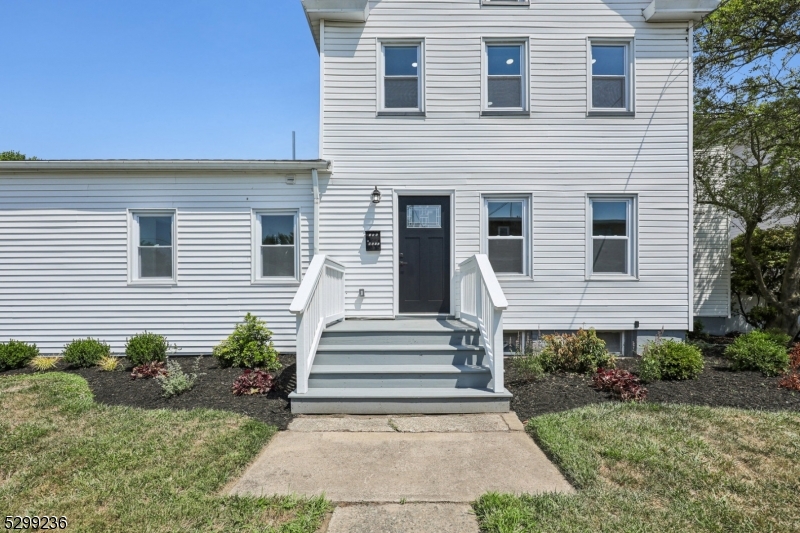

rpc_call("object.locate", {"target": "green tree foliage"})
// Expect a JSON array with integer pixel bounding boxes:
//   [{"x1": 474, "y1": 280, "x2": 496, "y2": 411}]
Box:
[
  {"x1": 694, "y1": 0, "x2": 800, "y2": 335},
  {"x1": 0, "y1": 150, "x2": 37, "y2": 161}
]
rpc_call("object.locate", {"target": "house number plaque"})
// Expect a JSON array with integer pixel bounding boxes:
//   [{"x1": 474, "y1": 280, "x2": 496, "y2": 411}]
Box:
[{"x1": 365, "y1": 231, "x2": 381, "y2": 251}]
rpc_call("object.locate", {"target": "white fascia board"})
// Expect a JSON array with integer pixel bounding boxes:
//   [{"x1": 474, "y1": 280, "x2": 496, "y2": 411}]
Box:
[
  {"x1": 302, "y1": 0, "x2": 370, "y2": 50},
  {"x1": 643, "y1": 0, "x2": 720, "y2": 22},
  {"x1": 0, "y1": 159, "x2": 332, "y2": 174}
]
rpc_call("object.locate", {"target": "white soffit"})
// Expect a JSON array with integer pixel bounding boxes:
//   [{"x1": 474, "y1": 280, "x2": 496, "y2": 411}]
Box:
[
  {"x1": 643, "y1": 0, "x2": 720, "y2": 22},
  {"x1": 302, "y1": 0, "x2": 371, "y2": 49}
]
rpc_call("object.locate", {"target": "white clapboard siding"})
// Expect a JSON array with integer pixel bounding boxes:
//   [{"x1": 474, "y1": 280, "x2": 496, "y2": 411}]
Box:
[
  {"x1": 694, "y1": 204, "x2": 730, "y2": 317},
  {"x1": 0, "y1": 173, "x2": 315, "y2": 354},
  {"x1": 319, "y1": 0, "x2": 695, "y2": 331}
]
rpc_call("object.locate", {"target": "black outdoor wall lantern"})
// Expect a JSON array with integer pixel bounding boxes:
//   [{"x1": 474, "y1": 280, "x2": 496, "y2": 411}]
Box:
[{"x1": 371, "y1": 186, "x2": 381, "y2": 204}]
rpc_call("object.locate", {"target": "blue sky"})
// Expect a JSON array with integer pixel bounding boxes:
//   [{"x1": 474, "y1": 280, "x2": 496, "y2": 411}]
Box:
[{"x1": 0, "y1": 1, "x2": 320, "y2": 160}]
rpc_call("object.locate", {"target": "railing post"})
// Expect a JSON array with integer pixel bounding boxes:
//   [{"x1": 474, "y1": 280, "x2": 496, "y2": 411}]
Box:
[
  {"x1": 295, "y1": 313, "x2": 308, "y2": 393},
  {"x1": 492, "y1": 309, "x2": 504, "y2": 392}
]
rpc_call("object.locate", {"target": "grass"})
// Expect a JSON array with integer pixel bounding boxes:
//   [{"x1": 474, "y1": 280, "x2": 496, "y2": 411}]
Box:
[
  {"x1": 0, "y1": 373, "x2": 330, "y2": 532},
  {"x1": 474, "y1": 403, "x2": 800, "y2": 532}
]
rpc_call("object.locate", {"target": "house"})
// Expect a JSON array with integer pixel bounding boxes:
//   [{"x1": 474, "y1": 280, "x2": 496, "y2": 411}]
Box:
[{"x1": 0, "y1": 0, "x2": 720, "y2": 413}]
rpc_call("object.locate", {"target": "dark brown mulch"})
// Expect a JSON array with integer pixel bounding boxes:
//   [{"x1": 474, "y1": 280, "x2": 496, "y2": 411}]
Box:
[
  {"x1": 507, "y1": 353, "x2": 800, "y2": 423},
  {"x1": 2, "y1": 355, "x2": 296, "y2": 430}
]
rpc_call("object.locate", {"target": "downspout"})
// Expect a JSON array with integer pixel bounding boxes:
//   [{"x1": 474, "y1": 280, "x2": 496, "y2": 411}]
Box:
[{"x1": 312, "y1": 168, "x2": 321, "y2": 257}]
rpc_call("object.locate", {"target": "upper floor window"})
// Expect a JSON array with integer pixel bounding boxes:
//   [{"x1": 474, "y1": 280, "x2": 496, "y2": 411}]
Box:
[
  {"x1": 589, "y1": 40, "x2": 634, "y2": 113},
  {"x1": 129, "y1": 210, "x2": 176, "y2": 284},
  {"x1": 588, "y1": 197, "x2": 637, "y2": 278},
  {"x1": 483, "y1": 42, "x2": 528, "y2": 114},
  {"x1": 254, "y1": 211, "x2": 300, "y2": 282},
  {"x1": 380, "y1": 42, "x2": 423, "y2": 113},
  {"x1": 484, "y1": 197, "x2": 530, "y2": 275}
]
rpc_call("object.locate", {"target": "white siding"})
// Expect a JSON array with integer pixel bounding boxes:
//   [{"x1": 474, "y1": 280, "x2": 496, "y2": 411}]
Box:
[
  {"x1": 0, "y1": 173, "x2": 315, "y2": 354},
  {"x1": 693, "y1": 204, "x2": 730, "y2": 317},
  {"x1": 320, "y1": 0, "x2": 693, "y2": 331}
]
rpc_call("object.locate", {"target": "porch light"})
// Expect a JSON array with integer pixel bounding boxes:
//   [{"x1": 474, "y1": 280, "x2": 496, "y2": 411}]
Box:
[{"x1": 371, "y1": 186, "x2": 382, "y2": 204}]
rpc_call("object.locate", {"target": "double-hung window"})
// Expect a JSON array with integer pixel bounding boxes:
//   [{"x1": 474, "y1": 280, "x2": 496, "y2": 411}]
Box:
[
  {"x1": 130, "y1": 211, "x2": 176, "y2": 283},
  {"x1": 589, "y1": 40, "x2": 633, "y2": 113},
  {"x1": 380, "y1": 42, "x2": 423, "y2": 113},
  {"x1": 588, "y1": 197, "x2": 636, "y2": 278},
  {"x1": 485, "y1": 197, "x2": 529, "y2": 275},
  {"x1": 484, "y1": 42, "x2": 527, "y2": 113},
  {"x1": 256, "y1": 212, "x2": 299, "y2": 281}
]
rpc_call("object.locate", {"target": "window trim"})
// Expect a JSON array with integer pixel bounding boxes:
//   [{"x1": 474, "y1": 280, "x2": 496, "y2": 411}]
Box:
[
  {"x1": 481, "y1": 38, "x2": 530, "y2": 116},
  {"x1": 585, "y1": 194, "x2": 638, "y2": 281},
  {"x1": 377, "y1": 39, "x2": 425, "y2": 116},
  {"x1": 586, "y1": 37, "x2": 636, "y2": 116},
  {"x1": 128, "y1": 209, "x2": 177, "y2": 286},
  {"x1": 481, "y1": 194, "x2": 533, "y2": 278},
  {"x1": 251, "y1": 209, "x2": 301, "y2": 285}
]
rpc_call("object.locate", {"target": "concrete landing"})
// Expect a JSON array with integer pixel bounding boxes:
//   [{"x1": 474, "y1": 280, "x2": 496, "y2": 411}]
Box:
[{"x1": 326, "y1": 503, "x2": 480, "y2": 533}]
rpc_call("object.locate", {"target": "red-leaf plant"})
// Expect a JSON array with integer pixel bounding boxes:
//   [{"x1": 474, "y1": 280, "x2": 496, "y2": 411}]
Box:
[
  {"x1": 778, "y1": 343, "x2": 800, "y2": 391},
  {"x1": 232, "y1": 369, "x2": 274, "y2": 396},
  {"x1": 130, "y1": 361, "x2": 167, "y2": 380},
  {"x1": 592, "y1": 368, "x2": 648, "y2": 402}
]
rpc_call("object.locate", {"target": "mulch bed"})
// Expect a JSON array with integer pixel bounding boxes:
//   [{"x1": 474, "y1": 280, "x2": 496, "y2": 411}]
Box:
[
  {"x1": 507, "y1": 347, "x2": 800, "y2": 423},
  {"x1": 2, "y1": 355, "x2": 296, "y2": 430}
]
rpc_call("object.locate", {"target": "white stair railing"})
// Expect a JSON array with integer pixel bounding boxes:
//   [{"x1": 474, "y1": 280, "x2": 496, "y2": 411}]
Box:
[
  {"x1": 289, "y1": 255, "x2": 346, "y2": 394},
  {"x1": 454, "y1": 254, "x2": 508, "y2": 392}
]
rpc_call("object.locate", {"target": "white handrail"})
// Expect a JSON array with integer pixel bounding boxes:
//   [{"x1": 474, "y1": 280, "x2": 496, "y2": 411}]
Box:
[
  {"x1": 454, "y1": 254, "x2": 507, "y2": 392},
  {"x1": 290, "y1": 254, "x2": 346, "y2": 394}
]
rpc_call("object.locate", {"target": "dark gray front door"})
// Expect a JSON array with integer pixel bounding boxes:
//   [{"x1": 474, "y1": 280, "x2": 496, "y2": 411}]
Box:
[{"x1": 398, "y1": 196, "x2": 451, "y2": 314}]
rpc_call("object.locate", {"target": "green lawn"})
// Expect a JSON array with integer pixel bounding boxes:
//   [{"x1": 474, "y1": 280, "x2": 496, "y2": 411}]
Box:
[
  {"x1": 475, "y1": 403, "x2": 800, "y2": 532},
  {"x1": 0, "y1": 373, "x2": 329, "y2": 532}
]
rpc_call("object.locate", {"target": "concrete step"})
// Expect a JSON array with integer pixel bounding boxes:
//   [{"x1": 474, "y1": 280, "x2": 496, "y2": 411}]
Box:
[
  {"x1": 308, "y1": 364, "x2": 492, "y2": 389},
  {"x1": 314, "y1": 348, "x2": 486, "y2": 366}
]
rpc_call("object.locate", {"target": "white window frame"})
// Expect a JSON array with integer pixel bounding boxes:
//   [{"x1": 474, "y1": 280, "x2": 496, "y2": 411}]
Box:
[
  {"x1": 251, "y1": 209, "x2": 301, "y2": 284},
  {"x1": 586, "y1": 195, "x2": 638, "y2": 280},
  {"x1": 504, "y1": 330, "x2": 528, "y2": 356},
  {"x1": 481, "y1": 194, "x2": 533, "y2": 277},
  {"x1": 378, "y1": 39, "x2": 425, "y2": 115},
  {"x1": 596, "y1": 331, "x2": 625, "y2": 355},
  {"x1": 481, "y1": 38, "x2": 530, "y2": 115},
  {"x1": 128, "y1": 209, "x2": 177, "y2": 285},
  {"x1": 586, "y1": 38, "x2": 635, "y2": 116}
]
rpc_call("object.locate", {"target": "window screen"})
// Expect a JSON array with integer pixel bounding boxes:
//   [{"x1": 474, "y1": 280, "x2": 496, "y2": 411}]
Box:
[
  {"x1": 487, "y1": 45, "x2": 523, "y2": 108},
  {"x1": 591, "y1": 200, "x2": 629, "y2": 274},
  {"x1": 137, "y1": 215, "x2": 173, "y2": 278},
  {"x1": 261, "y1": 214, "x2": 296, "y2": 278},
  {"x1": 487, "y1": 200, "x2": 525, "y2": 274},
  {"x1": 591, "y1": 45, "x2": 627, "y2": 109},
  {"x1": 384, "y1": 45, "x2": 419, "y2": 109}
]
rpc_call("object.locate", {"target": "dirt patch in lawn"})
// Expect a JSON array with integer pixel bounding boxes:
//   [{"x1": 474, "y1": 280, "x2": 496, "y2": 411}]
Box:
[
  {"x1": 2, "y1": 354, "x2": 296, "y2": 430},
  {"x1": 507, "y1": 355, "x2": 800, "y2": 423}
]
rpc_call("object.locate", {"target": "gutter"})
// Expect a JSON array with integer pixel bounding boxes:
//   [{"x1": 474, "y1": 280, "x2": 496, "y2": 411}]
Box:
[{"x1": 0, "y1": 159, "x2": 332, "y2": 174}]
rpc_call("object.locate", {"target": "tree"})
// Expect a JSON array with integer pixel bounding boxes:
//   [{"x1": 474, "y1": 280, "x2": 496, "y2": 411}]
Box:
[
  {"x1": 0, "y1": 150, "x2": 38, "y2": 161},
  {"x1": 694, "y1": 0, "x2": 800, "y2": 335}
]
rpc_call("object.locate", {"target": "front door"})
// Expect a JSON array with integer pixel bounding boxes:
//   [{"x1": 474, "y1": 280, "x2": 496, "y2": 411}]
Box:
[{"x1": 398, "y1": 195, "x2": 451, "y2": 314}]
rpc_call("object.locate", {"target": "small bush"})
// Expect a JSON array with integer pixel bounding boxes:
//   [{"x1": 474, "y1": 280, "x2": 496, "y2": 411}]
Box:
[
  {"x1": 156, "y1": 358, "x2": 202, "y2": 398},
  {"x1": 30, "y1": 356, "x2": 60, "y2": 372},
  {"x1": 232, "y1": 369, "x2": 275, "y2": 396},
  {"x1": 511, "y1": 341, "x2": 546, "y2": 380},
  {"x1": 130, "y1": 361, "x2": 167, "y2": 380},
  {"x1": 0, "y1": 340, "x2": 39, "y2": 370},
  {"x1": 638, "y1": 339, "x2": 704, "y2": 381},
  {"x1": 62, "y1": 337, "x2": 110, "y2": 368},
  {"x1": 725, "y1": 330, "x2": 790, "y2": 376},
  {"x1": 778, "y1": 343, "x2": 800, "y2": 391},
  {"x1": 98, "y1": 356, "x2": 120, "y2": 372},
  {"x1": 538, "y1": 329, "x2": 615, "y2": 374},
  {"x1": 125, "y1": 332, "x2": 173, "y2": 367},
  {"x1": 213, "y1": 313, "x2": 281, "y2": 370},
  {"x1": 592, "y1": 368, "x2": 648, "y2": 402}
]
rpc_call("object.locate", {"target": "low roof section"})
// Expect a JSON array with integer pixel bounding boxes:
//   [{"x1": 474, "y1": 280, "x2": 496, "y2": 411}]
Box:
[{"x1": 0, "y1": 159, "x2": 331, "y2": 174}]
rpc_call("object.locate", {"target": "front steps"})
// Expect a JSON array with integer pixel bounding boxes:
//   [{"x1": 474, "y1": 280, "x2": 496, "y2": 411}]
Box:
[{"x1": 289, "y1": 318, "x2": 512, "y2": 414}]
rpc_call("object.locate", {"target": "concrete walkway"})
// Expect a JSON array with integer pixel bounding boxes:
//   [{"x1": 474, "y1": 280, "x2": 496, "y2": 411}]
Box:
[{"x1": 228, "y1": 413, "x2": 574, "y2": 532}]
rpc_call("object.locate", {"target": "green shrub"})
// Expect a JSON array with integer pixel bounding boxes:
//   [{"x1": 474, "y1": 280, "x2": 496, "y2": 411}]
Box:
[
  {"x1": 212, "y1": 313, "x2": 281, "y2": 370},
  {"x1": 511, "y1": 342, "x2": 546, "y2": 380},
  {"x1": 156, "y1": 358, "x2": 202, "y2": 398},
  {"x1": 125, "y1": 332, "x2": 173, "y2": 366},
  {"x1": 62, "y1": 337, "x2": 110, "y2": 368},
  {"x1": 0, "y1": 340, "x2": 39, "y2": 370},
  {"x1": 638, "y1": 339, "x2": 704, "y2": 381},
  {"x1": 538, "y1": 329, "x2": 615, "y2": 374},
  {"x1": 725, "y1": 330, "x2": 790, "y2": 376}
]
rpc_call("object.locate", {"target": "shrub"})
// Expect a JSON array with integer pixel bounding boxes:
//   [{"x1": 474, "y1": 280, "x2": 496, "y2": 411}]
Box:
[
  {"x1": 62, "y1": 337, "x2": 110, "y2": 368},
  {"x1": 156, "y1": 358, "x2": 202, "y2": 398},
  {"x1": 130, "y1": 361, "x2": 167, "y2": 380},
  {"x1": 0, "y1": 340, "x2": 39, "y2": 370},
  {"x1": 592, "y1": 368, "x2": 648, "y2": 402},
  {"x1": 125, "y1": 332, "x2": 173, "y2": 367},
  {"x1": 778, "y1": 343, "x2": 800, "y2": 391},
  {"x1": 638, "y1": 339, "x2": 704, "y2": 381},
  {"x1": 725, "y1": 330, "x2": 790, "y2": 376},
  {"x1": 538, "y1": 329, "x2": 615, "y2": 374},
  {"x1": 213, "y1": 313, "x2": 281, "y2": 370},
  {"x1": 510, "y1": 341, "x2": 546, "y2": 380},
  {"x1": 98, "y1": 356, "x2": 120, "y2": 372},
  {"x1": 232, "y1": 369, "x2": 275, "y2": 396},
  {"x1": 30, "y1": 356, "x2": 60, "y2": 372}
]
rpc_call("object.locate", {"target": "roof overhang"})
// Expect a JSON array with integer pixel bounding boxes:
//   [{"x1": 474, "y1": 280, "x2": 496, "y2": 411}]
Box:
[
  {"x1": 0, "y1": 159, "x2": 332, "y2": 174},
  {"x1": 301, "y1": 0, "x2": 371, "y2": 50},
  {"x1": 643, "y1": 0, "x2": 720, "y2": 22}
]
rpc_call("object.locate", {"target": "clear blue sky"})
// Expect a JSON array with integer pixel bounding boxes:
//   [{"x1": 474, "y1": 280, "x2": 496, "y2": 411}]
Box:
[{"x1": 0, "y1": 1, "x2": 320, "y2": 160}]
